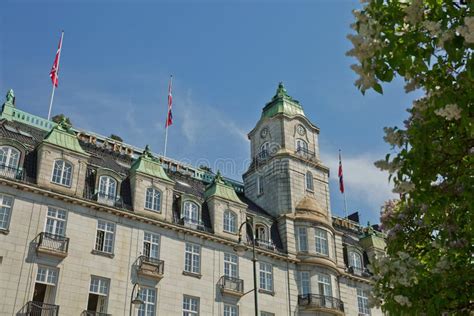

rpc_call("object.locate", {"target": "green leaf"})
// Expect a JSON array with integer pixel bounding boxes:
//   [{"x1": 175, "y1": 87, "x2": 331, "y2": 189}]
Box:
[{"x1": 373, "y1": 83, "x2": 384, "y2": 94}]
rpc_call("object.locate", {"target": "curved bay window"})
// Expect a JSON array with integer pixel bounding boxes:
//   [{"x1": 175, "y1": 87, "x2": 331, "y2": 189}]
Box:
[
  {"x1": 145, "y1": 187, "x2": 161, "y2": 212},
  {"x1": 51, "y1": 160, "x2": 73, "y2": 187},
  {"x1": 98, "y1": 176, "x2": 117, "y2": 199},
  {"x1": 183, "y1": 201, "x2": 199, "y2": 223},
  {"x1": 223, "y1": 210, "x2": 237, "y2": 233}
]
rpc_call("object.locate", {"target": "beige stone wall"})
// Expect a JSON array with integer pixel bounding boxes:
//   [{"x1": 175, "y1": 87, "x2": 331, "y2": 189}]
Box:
[
  {"x1": 36, "y1": 144, "x2": 88, "y2": 198},
  {"x1": 207, "y1": 197, "x2": 246, "y2": 242}
]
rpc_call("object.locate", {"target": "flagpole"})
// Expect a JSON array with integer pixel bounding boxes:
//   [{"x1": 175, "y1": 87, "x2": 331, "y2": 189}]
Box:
[
  {"x1": 339, "y1": 149, "x2": 348, "y2": 218},
  {"x1": 163, "y1": 75, "x2": 173, "y2": 157},
  {"x1": 47, "y1": 30, "x2": 64, "y2": 121}
]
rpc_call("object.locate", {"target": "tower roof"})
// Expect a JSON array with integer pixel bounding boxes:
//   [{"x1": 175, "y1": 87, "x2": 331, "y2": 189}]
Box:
[{"x1": 261, "y1": 82, "x2": 305, "y2": 119}]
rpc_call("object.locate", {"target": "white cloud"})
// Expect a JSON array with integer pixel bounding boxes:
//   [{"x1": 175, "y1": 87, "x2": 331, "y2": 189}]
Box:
[{"x1": 321, "y1": 150, "x2": 396, "y2": 218}]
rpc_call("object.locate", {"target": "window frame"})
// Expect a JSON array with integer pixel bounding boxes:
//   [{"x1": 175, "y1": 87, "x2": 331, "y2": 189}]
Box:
[
  {"x1": 143, "y1": 231, "x2": 160, "y2": 259},
  {"x1": 315, "y1": 228, "x2": 329, "y2": 256},
  {"x1": 259, "y1": 142, "x2": 269, "y2": 158},
  {"x1": 138, "y1": 286, "x2": 157, "y2": 316},
  {"x1": 44, "y1": 206, "x2": 67, "y2": 237},
  {"x1": 0, "y1": 194, "x2": 14, "y2": 231},
  {"x1": 296, "y1": 227, "x2": 308, "y2": 252},
  {"x1": 94, "y1": 220, "x2": 116, "y2": 255},
  {"x1": 184, "y1": 242, "x2": 201, "y2": 275},
  {"x1": 182, "y1": 201, "x2": 200, "y2": 223},
  {"x1": 257, "y1": 175, "x2": 264, "y2": 195},
  {"x1": 348, "y1": 250, "x2": 363, "y2": 270},
  {"x1": 145, "y1": 187, "x2": 162, "y2": 212},
  {"x1": 357, "y1": 288, "x2": 371, "y2": 315},
  {"x1": 317, "y1": 273, "x2": 332, "y2": 296},
  {"x1": 299, "y1": 271, "x2": 311, "y2": 295},
  {"x1": 305, "y1": 171, "x2": 314, "y2": 191},
  {"x1": 224, "y1": 303, "x2": 238, "y2": 316},
  {"x1": 98, "y1": 175, "x2": 117, "y2": 198},
  {"x1": 183, "y1": 295, "x2": 199, "y2": 316},
  {"x1": 223, "y1": 210, "x2": 237, "y2": 233},
  {"x1": 89, "y1": 276, "x2": 110, "y2": 314},
  {"x1": 259, "y1": 261, "x2": 273, "y2": 292},
  {"x1": 0, "y1": 145, "x2": 20, "y2": 169},
  {"x1": 36, "y1": 265, "x2": 58, "y2": 286},
  {"x1": 255, "y1": 224, "x2": 268, "y2": 241},
  {"x1": 51, "y1": 159, "x2": 73, "y2": 187},
  {"x1": 295, "y1": 138, "x2": 308, "y2": 152},
  {"x1": 224, "y1": 253, "x2": 238, "y2": 278}
]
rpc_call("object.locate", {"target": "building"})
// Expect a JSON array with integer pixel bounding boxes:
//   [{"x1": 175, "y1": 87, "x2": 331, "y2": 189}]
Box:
[{"x1": 0, "y1": 84, "x2": 385, "y2": 316}]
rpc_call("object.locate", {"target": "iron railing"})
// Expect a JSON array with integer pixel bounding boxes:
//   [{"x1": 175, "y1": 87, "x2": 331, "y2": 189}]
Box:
[
  {"x1": 295, "y1": 147, "x2": 317, "y2": 160},
  {"x1": 137, "y1": 255, "x2": 165, "y2": 275},
  {"x1": 25, "y1": 301, "x2": 59, "y2": 316},
  {"x1": 81, "y1": 310, "x2": 112, "y2": 316},
  {"x1": 298, "y1": 294, "x2": 344, "y2": 312},
  {"x1": 256, "y1": 150, "x2": 270, "y2": 161},
  {"x1": 348, "y1": 266, "x2": 371, "y2": 277},
  {"x1": 0, "y1": 164, "x2": 23, "y2": 180},
  {"x1": 93, "y1": 192, "x2": 124, "y2": 208},
  {"x1": 254, "y1": 238, "x2": 276, "y2": 251},
  {"x1": 175, "y1": 217, "x2": 212, "y2": 233},
  {"x1": 37, "y1": 232, "x2": 69, "y2": 254},
  {"x1": 218, "y1": 275, "x2": 244, "y2": 294}
]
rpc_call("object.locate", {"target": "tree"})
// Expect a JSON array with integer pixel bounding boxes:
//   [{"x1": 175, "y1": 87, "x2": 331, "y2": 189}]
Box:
[
  {"x1": 347, "y1": 0, "x2": 473, "y2": 314},
  {"x1": 51, "y1": 114, "x2": 71, "y2": 125}
]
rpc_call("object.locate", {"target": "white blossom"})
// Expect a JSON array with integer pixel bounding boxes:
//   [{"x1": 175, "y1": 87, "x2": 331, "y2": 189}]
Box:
[
  {"x1": 438, "y1": 30, "x2": 454, "y2": 48},
  {"x1": 393, "y1": 181, "x2": 415, "y2": 194},
  {"x1": 404, "y1": 0, "x2": 424, "y2": 25},
  {"x1": 422, "y1": 20, "x2": 441, "y2": 37},
  {"x1": 434, "y1": 103, "x2": 462, "y2": 120},
  {"x1": 394, "y1": 295, "x2": 412, "y2": 307},
  {"x1": 457, "y1": 16, "x2": 474, "y2": 44},
  {"x1": 351, "y1": 64, "x2": 377, "y2": 91}
]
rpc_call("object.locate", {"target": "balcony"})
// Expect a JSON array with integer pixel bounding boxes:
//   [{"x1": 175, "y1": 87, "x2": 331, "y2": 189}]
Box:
[
  {"x1": 94, "y1": 192, "x2": 124, "y2": 208},
  {"x1": 175, "y1": 217, "x2": 212, "y2": 233},
  {"x1": 25, "y1": 301, "x2": 59, "y2": 316},
  {"x1": 36, "y1": 232, "x2": 69, "y2": 258},
  {"x1": 295, "y1": 147, "x2": 317, "y2": 161},
  {"x1": 254, "y1": 238, "x2": 276, "y2": 251},
  {"x1": 81, "y1": 311, "x2": 112, "y2": 316},
  {"x1": 347, "y1": 266, "x2": 372, "y2": 277},
  {"x1": 137, "y1": 255, "x2": 165, "y2": 280},
  {"x1": 298, "y1": 294, "x2": 345, "y2": 315},
  {"x1": 0, "y1": 164, "x2": 23, "y2": 180},
  {"x1": 218, "y1": 276, "x2": 245, "y2": 297}
]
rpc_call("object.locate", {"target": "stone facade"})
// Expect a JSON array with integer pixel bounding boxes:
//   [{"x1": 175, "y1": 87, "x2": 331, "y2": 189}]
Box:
[{"x1": 0, "y1": 85, "x2": 385, "y2": 316}]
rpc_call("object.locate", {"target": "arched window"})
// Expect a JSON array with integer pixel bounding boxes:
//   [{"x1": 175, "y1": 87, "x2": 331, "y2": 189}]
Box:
[
  {"x1": 348, "y1": 251, "x2": 363, "y2": 270},
  {"x1": 51, "y1": 160, "x2": 73, "y2": 186},
  {"x1": 0, "y1": 146, "x2": 20, "y2": 170},
  {"x1": 183, "y1": 201, "x2": 199, "y2": 223},
  {"x1": 145, "y1": 188, "x2": 161, "y2": 212},
  {"x1": 98, "y1": 176, "x2": 117, "y2": 198},
  {"x1": 259, "y1": 142, "x2": 269, "y2": 158},
  {"x1": 295, "y1": 138, "x2": 308, "y2": 153},
  {"x1": 305, "y1": 171, "x2": 314, "y2": 191},
  {"x1": 255, "y1": 224, "x2": 268, "y2": 241},
  {"x1": 223, "y1": 210, "x2": 237, "y2": 233}
]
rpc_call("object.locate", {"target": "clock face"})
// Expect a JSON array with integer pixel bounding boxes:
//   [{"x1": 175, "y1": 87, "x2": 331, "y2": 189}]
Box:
[
  {"x1": 260, "y1": 127, "x2": 268, "y2": 138},
  {"x1": 297, "y1": 125, "x2": 306, "y2": 136}
]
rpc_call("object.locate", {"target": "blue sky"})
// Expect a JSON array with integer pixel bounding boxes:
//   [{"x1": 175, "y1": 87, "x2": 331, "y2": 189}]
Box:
[{"x1": 1, "y1": 0, "x2": 419, "y2": 224}]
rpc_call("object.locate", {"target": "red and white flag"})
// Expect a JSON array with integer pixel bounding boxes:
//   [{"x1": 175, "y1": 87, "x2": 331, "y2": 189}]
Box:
[
  {"x1": 165, "y1": 76, "x2": 173, "y2": 127},
  {"x1": 338, "y1": 152, "x2": 345, "y2": 194},
  {"x1": 49, "y1": 31, "x2": 64, "y2": 87}
]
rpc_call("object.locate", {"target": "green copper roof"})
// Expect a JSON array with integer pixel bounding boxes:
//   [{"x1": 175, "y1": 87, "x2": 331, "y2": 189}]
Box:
[
  {"x1": 130, "y1": 145, "x2": 173, "y2": 183},
  {"x1": 261, "y1": 82, "x2": 305, "y2": 119},
  {"x1": 205, "y1": 171, "x2": 243, "y2": 204},
  {"x1": 43, "y1": 118, "x2": 87, "y2": 155}
]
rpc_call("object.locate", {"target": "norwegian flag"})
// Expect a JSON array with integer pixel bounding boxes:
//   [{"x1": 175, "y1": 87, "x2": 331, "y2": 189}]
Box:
[
  {"x1": 165, "y1": 76, "x2": 173, "y2": 127},
  {"x1": 338, "y1": 152, "x2": 345, "y2": 194},
  {"x1": 49, "y1": 32, "x2": 64, "y2": 87}
]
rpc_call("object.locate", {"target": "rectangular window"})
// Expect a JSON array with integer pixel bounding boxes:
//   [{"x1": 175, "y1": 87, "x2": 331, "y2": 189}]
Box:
[
  {"x1": 95, "y1": 220, "x2": 115, "y2": 254},
  {"x1": 138, "y1": 287, "x2": 157, "y2": 316},
  {"x1": 259, "y1": 262, "x2": 273, "y2": 292},
  {"x1": 143, "y1": 232, "x2": 160, "y2": 259},
  {"x1": 357, "y1": 288, "x2": 371, "y2": 315},
  {"x1": 224, "y1": 253, "x2": 238, "y2": 278},
  {"x1": 34, "y1": 266, "x2": 58, "y2": 305},
  {"x1": 315, "y1": 228, "x2": 329, "y2": 256},
  {"x1": 297, "y1": 227, "x2": 308, "y2": 252},
  {"x1": 36, "y1": 266, "x2": 58, "y2": 286},
  {"x1": 224, "y1": 304, "x2": 238, "y2": 316},
  {"x1": 45, "y1": 207, "x2": 67, "y2": 236},
  {"x1": 88, "y1": 276, "x2": 109, "y2": 314},
  {"x1": 257, "y1": 176, "x2": 264, "y2": 195},
  {"x1": 0, "y1": 194, "x2": 13, "y2": 231},
  {"x1": 184, "y1": 243, "x2": 201, "y2": 274},
  {"x1": 299, "y1": 271, "x2": 311, "y2": 295},
  {"x1": 317, "y1": 274, "x2": 332, "y2": 296},
  {"x1": 183, "y1": 295, "x2": 199, "y2": 316}
]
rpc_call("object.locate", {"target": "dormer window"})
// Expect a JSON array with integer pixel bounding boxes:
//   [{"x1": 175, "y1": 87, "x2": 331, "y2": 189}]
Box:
[
  {"x1": 145, "y1": 188, "x2": 161, "y2": 212},
  {"x1": 0, "y1": 146, "x2": 20, "y2": 170},
  {"x1": 51, "y1": 160, "x2": 73, "y2": 187},
  {"x1": 305, "y1": 171, "x2": 314, "y2": 191},
  {"x1": 98, "y1": 176, "x2": 117, "y2": 199},
  {"x1": 348, "y1": 251, "x2": 363, "y2": 274},
  {"x1": 296, "y1": 138, "x2": 308, "y2": 153},
  {"x1": 223, "y1": 210, "x2": 237, "y2": 233},
  {"x1": 255, "y1": 224, "x2": 268, "y2": 241},
  {"x1": 183, "y1": 201, "x2": 199, "y2": 223}
]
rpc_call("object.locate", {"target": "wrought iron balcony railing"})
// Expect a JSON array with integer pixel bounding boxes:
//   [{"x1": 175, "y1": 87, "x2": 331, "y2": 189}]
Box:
[
  {"x1": 295, "y1": 147, "x2": 317, "y2": 160},
  {"x1": 298, "y1": 294, "x2": 344, "y2": 312},
  {"x1": 36, "y1": 232, "x2": 69, "y2": 257},
  {"x1": 348, "y1": 266, "x2": 372, "y2": 277},
  {"x1": 137, "y1": 255, "x2": 165, "y2": 280},
  {"x1": 93, "y1": 192, "x2": 124, "y2": 208},
  {"x1": 25, "y1": 301, "x2": 59, "y2": 316},
  {"x1": 0, "y1": 164, "x2": 23, "y2": 180},
  {"x1": 218, "y1": 275, "x2": 244, "y2": 296},
  {"x1": 175, "y1": 217, "x2": 212, "y2": 233},
  {"x1": 81, "y1": 310, "x2": 112, "y2": 316},
  {"x1": 254, "y1": 238, "x2": 276, "y2": 251}
]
